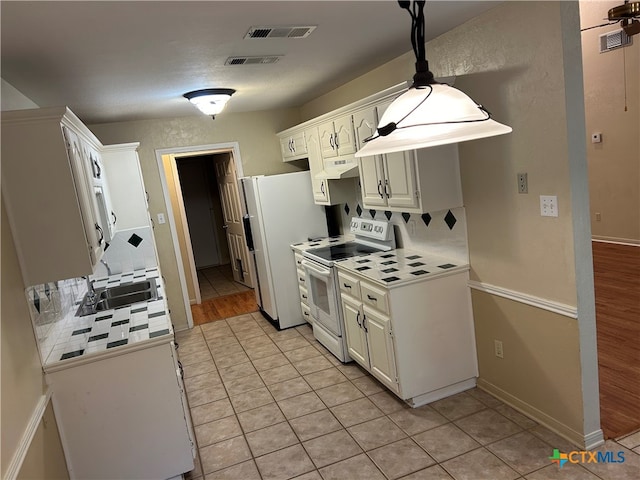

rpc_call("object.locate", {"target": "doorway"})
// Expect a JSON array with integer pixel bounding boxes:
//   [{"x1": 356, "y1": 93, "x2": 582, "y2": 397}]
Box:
[{"x1": 156, "y1": 143, "x2": 255, "y2": 319}]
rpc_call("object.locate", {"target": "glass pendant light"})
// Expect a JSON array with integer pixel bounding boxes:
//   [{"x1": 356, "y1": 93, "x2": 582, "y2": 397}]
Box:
[
  {"x1": 183, "y1": 88, "x2": 236, "y2": 118},
  {"x1": 355, "y1": 1, "x2": 511, "y2": 157}
]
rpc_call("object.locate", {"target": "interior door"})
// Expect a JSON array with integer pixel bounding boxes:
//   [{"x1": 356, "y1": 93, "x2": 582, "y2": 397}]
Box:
[
  {"x1": 214, "y1": 155, "x2": 253, "y2": 287},
  {"x1": 176, "y1": 158, "x2": 221, "y2": 268}
]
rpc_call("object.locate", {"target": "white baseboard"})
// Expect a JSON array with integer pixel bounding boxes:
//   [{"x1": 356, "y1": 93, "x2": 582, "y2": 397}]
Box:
[
  {"x1": 4, "y1": 389, "x2": 52, "y2": 480},
  {"x1": 477, "y1": 379, "x2": 604, "y2": 450}
]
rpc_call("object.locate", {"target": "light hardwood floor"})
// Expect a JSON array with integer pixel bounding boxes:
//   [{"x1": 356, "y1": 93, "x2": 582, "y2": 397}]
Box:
[{"x1": 592, "y1": 241, "x2": 640, "y2": 439}]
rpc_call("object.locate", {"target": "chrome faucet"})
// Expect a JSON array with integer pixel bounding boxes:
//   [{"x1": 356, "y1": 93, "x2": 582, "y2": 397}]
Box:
[
  {"x1": 84, "y1": 276, "x2": 97, "y2": 305},
  {"x1": 100, "y1": 258, "x2": 112, "y2": 276}
]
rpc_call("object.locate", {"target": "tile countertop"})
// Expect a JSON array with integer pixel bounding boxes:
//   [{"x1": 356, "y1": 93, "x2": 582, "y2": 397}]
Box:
[
  {"x1": 291, "y1": 235, "x2": 354, "y2": 253},
  {"x1": 335, "y1": 248, "x2": 469, "y2": 289},
  {"x1": 44, "y1": 267, "x2": 173, "y2": 371}
]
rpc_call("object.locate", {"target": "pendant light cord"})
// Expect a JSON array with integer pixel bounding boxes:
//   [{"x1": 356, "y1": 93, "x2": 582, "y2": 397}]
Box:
[
  {"x1": 398, "y1": 0, "x2": 434, "y2": 87},
  {"x1": 368, "y1": 1, "x2": 496, "y2": 142}
]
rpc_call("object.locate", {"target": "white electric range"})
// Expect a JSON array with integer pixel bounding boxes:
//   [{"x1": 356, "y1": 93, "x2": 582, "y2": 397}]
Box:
[{"x1": 301, "y1": 217, "x2": 395, "y2": 362}]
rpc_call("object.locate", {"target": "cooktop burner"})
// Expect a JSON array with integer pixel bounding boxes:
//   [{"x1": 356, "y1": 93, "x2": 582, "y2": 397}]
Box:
[{"x1": 304, "y1": 241, "x2": 382, "y2": 263}]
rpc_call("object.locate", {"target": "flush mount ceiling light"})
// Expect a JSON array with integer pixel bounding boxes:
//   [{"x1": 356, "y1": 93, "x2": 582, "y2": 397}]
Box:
[
  {"x1": 356, "y1": 1, "x2": 512, "y2": 157},
  {"x1": 183, "y1": 88, "x2": 236, "y2": 118}
]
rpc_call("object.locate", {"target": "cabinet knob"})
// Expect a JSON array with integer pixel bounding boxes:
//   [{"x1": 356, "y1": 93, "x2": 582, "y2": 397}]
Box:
[
  {"x1": 377, "y1": 180, "x2": 384, "y2": 198},
  {"x1": 367, "y1": 294, "x2": 377, "y2": 302},
  {"x1": 356, "y1": 310, "x2": 362, "y2": 327},
  {"x1": 343, "y1": 283, "x2": 351, "y2": 289}
]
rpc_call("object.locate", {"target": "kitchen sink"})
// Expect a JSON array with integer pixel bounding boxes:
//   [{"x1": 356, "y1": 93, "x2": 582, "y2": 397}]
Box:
[
  {"x1": 94, "y1": 290, "x2": 155, "y2": 311},
  {"x1": 77, "y1": 279, "x2": 158, "y2": 316},
  {"x1": 99, "y1": 280, "x2": 155, "y2": 299}
]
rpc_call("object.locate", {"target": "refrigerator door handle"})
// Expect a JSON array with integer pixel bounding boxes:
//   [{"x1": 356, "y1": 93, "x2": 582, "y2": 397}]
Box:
[{"x1": 242, "y1": 214, "x2": 255, "y2": 252}]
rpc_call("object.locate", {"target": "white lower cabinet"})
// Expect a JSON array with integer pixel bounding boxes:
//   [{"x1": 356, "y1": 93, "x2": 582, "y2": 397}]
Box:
[
  {"x1": 338, "y1": 268, "x2": 478, "y2": 406},
  {"x1": 293, "y1": 251, "x2": 312, "y2": 324},
  {"x1": 341, "y1": 284, "x2": 399, "y2": 394},
  {"x1": 46, "y1": 341, "x2": 194, "y2": 480}
]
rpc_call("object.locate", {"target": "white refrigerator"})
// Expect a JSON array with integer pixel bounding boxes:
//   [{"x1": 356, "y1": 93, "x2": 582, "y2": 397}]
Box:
[{"x1": 240, "y1": 171, "x2": 328, "y2": 329}]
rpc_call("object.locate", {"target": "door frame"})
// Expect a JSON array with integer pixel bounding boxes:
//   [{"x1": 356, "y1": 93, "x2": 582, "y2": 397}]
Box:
[{"x1": 155, "y1": 142, "x2": 245, "y2": 328}]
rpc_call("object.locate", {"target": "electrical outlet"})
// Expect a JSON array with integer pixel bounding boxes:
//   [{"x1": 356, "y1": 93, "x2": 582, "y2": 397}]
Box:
[
  {"x1": 517, "y1": 173, "x2": 528, "y2": 194},
  {"x1": 540, "y1": 195, "x2": 558, "y2": 217},
  {"x1": 494, "y1": 340, "x2": 504, "y2": 359},
  {"x1": 595, "y1": 212, "x2": 601, "y2": 222}
]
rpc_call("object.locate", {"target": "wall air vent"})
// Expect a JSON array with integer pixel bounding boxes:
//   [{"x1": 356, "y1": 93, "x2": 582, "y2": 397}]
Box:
[
  {"x1": 244, "y1": 25, "x2": 316, "y2": 39},
  {"x1": 599, "y1": 29, "x2": 633, "y2": 52},
  {"x1": 225, "y1": 56, "x2": 282, "y2": 66}
]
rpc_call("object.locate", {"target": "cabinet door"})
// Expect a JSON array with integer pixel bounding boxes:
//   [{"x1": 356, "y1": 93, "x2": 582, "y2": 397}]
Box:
[
  {"x1": 383, "y1": 150, "x2": 419, "y2": 210},
  {"x1": 318, "y1": 120, "x2": 337, "y2": 159},
  {"x1": 342, "y1": 296, "x2": 369, "y2": 368},
  {"x1": 63, "y1": 127, "x2": 104, "y2": 264},
  {"x1": 353, "y1": 107, "x2": 377, "y2": 151},
  {"x1": 333, "y1": 114, "x2": 356, "y2": 156},
  {"x1": 358, "y1": 156, "x2": 387, "y2": 208},
  {"x1": 279, "y1": 130, "x2": 307, "y2": 160},
  {"x1": 364, "y1": 306, "x2": 398, "y2": 393},
  {"x1": 280, "y1": 136, "x2": 295, "y2": 159},
  {"x1": 305, "y1": 127, "x2": 330, "y2": 204},
  {"x1": 290, "y1": 130, "x2": 307, "y2": 157}
]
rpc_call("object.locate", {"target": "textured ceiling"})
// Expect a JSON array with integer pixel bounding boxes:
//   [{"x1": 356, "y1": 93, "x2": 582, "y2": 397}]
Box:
[{"x1": 1, "y1": 1, "x2": 500, "y2": 124}]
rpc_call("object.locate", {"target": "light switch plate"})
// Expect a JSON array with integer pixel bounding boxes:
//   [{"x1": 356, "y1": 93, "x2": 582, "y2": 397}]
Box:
[{"x1": 540, "y1": 195, "x2": 558, "y2": 217}]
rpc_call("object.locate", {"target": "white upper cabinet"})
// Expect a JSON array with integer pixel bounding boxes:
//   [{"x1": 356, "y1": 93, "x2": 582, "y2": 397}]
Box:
[
  {"x1": 305, "y1": 126, "x2": 355, "y2": 206},
  {"x1": 101, "y1": 143, "x2": 150, "y2": 231},
  {"x1": 279, "y1": 128, "x2": 307, "y2": 161},
  {"x1": 2, "y1": 107, "x2": 106, "y2": 285},
  {"x1": 304, "y1": 126, "x2": 330, "y2": 204},
  {"x1": 276, "y1": 83, "x2": 462, "y2": 213},
  {"x1": 358, "y1": 99, "x2": 462, "y2": 214},
  {"x1": 318, "y1": 113, "x2": 357, "y2": 159}
]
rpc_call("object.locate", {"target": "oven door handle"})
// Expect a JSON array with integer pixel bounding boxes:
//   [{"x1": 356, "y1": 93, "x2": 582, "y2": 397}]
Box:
[{"x1": 301, "y1": 260, "x2": 331, "y2": 278}]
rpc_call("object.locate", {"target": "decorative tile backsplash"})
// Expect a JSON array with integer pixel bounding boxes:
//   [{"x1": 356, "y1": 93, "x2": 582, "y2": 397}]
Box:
[
  {"x1": 337, "y1": 187, "x2": 468, "y2": 265},
  {"x1": 94, "y1": 226, "x2": 157, "y2": 276}
]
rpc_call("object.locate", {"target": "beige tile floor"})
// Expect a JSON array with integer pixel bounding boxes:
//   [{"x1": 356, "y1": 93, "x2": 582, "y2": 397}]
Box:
[
  {"x1": 198, "y1": 264, "x2": 251, "y2": 301},
  {"x1": 176, "y1": 313, "x2": 640, "y2": 480}
]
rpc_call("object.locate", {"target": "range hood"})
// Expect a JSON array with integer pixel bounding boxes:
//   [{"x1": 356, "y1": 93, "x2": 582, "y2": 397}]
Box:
[{"x1": 314, "y1": 159, "x2": 359, "y2": 180}]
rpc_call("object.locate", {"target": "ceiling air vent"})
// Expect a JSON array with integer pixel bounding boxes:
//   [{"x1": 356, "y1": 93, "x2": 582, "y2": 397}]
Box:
[
  {"x1": 225, "y1": 56, "x2": 282, "y2": 66},
  {"x1": 244, "y1": 25, "x2": 316, "y2": 39},
  {"x1": 599, "y1": 29, "x2": 633, "y2": 52}
]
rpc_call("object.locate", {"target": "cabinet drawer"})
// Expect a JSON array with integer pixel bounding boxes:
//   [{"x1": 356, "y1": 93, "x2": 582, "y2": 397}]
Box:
[
  {"x1": 294, "y1": 252, "x2": 304, "y2": 269},
  {"x1": 338, "y1": 271, "x2": 361, "y2": 299},
  {"x1": 361, "y1": 282, "x2": 389, "y2": 315},
  {"x1": 299, "y1": 284, "x2": 309, "y2": 305},
  {"x1": 301, "y1": 302, "x2": 312, "y2": 324},
  {"x1": 297, "y1": 268, "x2": 307, "y2": 287}
]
